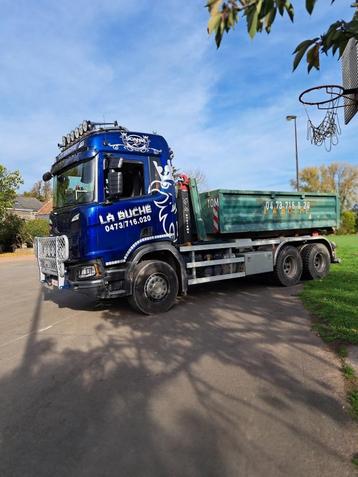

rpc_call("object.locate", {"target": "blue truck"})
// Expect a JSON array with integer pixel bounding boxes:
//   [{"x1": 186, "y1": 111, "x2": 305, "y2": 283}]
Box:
[{"x1": 35, "y1": 121, "x2": 340, "y2": 314}]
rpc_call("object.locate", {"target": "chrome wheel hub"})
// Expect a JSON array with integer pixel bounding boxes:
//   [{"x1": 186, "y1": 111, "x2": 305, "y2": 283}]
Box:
[{"x1": 144, "y1": 274, "x2": 168, "y2": 301}]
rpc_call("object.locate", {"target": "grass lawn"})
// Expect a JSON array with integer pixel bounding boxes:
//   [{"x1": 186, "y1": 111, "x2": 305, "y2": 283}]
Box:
[{"x1": 301, "y1": 235, "x2": 358, "y2": 345}]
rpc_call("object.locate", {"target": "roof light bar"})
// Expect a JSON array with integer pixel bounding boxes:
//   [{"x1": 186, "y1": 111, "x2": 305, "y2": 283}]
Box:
[{"x1": 59, "y1": 120, "x2": 127, "y2": 149}]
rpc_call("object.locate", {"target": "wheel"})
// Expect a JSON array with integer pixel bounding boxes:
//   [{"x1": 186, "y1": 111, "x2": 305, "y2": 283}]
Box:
[
  {"x1": 128, "y1": 260, "x2": 178, "y2": 315},
  {"x1": 274, "y1": 245, "x2": 303, "y2": 287},
  {"x1": 301, "y1": 243, "x2": 330, "y2": 280}
]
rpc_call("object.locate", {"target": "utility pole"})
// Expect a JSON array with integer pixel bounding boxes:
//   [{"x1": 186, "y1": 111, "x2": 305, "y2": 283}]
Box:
[{"x1": 286, "y1": 115, "x2": 299, "y2": 191}]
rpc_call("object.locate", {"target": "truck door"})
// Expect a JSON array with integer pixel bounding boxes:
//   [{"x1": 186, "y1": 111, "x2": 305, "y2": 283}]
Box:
[{"x1": 96, "y1": 155, "x2": 176, "y2": 265}]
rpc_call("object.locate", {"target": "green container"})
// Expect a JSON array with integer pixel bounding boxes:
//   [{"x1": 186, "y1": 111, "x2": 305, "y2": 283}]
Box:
[{"x1": 200, "y1": 189, "x2": 340, "y2": 235}]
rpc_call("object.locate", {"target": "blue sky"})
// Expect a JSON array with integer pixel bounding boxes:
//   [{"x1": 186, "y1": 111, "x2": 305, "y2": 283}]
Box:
[{"x1": 0, "y1": 0, "x2": 357, "y2": 192}]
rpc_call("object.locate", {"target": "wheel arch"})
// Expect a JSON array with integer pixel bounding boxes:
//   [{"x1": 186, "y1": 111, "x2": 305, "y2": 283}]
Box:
[
  {"x1": 273, "y1": 236, "x2": 335, "y2": 265},
  {"x1": 125, "y1": 241, "x2": 188, "y2": 295}
]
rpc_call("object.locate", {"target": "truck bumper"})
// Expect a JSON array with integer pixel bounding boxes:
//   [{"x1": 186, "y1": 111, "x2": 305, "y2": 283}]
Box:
[
  {"x1": 66, "y1": 262, "x2": 129, "y2": 299},
  {"x1": 43, "y1": 273, "x2": 129, "y2": 299},
  {"x1": 35, "y1": 235, "x2": 130, "y2": 299}
]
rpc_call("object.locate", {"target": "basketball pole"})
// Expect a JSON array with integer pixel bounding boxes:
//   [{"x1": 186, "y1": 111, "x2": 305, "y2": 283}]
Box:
[{"x1": 286, "y1": 115, "x2": 300, "y2": 191}]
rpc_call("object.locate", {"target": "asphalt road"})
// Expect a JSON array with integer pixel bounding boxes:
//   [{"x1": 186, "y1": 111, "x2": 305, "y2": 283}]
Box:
[{"x1": 0, "y1": 258, "x2": 357, "y2": 477}]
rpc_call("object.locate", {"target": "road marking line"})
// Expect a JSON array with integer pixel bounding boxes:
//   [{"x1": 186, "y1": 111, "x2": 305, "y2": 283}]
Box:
[{"x1": 0, "y1": 317, "x2": 74, "y2": 349}]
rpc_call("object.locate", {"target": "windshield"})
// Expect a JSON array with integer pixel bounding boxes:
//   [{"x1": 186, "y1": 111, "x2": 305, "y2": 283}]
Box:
[{"x1": 53, "y1": 159, "x2": 96, "y2": 209}]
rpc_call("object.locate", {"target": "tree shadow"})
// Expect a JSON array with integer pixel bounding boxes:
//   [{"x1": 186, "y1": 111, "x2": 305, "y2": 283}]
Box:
[{"x1": 0, "y1": 279, "x2": 356, "y2": 476}]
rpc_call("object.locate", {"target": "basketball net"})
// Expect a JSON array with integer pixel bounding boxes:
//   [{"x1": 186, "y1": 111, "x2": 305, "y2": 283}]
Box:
[{"x1": 303, "y1": 89, "x2": 342, "y2": 152}]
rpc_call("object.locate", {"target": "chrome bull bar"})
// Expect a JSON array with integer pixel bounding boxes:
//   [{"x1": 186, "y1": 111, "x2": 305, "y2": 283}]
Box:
[{"x1": 35, "y1": 235, "x2": 69, "y2": 288}]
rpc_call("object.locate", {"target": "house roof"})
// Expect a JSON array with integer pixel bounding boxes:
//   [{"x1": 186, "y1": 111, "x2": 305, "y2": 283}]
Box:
[
  {"x1": 13, "y1": 196, "x2": 43, "y2": 211},
  {"x1": 36, "y1": 199, "x2": 53, "y2": 216}
]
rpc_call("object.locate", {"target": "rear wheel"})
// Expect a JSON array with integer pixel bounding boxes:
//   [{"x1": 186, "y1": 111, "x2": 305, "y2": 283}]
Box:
[
  {"x1": 128, "y1": 260, "x2": 178, "y2": 315},
  {"x1": 301, "y1": 243, "x2": 330, "y2": 280},
  {"x1": 274, "y1": 246, "x2": 303, "y2": 287}
]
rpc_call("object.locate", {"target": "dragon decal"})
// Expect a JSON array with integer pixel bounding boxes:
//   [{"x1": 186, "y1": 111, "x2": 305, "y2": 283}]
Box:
[{"x1": 148, "y1": 159, "x2": 177, "y2": 238}]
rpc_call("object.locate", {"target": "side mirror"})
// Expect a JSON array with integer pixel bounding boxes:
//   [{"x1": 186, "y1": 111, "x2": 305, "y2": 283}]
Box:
[
  {"x1": 81, "y1": 165, "x2": 93, "y2": 184},
  {"x1": 42, "y1": 172, "x2": 52, "y2": 182},
  {"x1": 108, "y1": 170, "x2": 123, "y2": 197}
]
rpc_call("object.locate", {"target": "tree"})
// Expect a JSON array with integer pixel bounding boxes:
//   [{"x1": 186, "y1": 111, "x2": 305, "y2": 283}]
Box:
[
  {"x1": 0, "y1": 213, "x2": 27, "y2": 252},
  {"x1": 185, "y1": 168, "x2": 208, "y2": 188},
  {"x1": 24, "y1": 219, "x2": 50, "y2": 245},
  {"x1": 290, "y1": 162, "x2": 358, "y2": 210},
  {"x1": 24, "y1": 180, "x2": 52, "y2": 202},
  {"x1": 0, "y1": 165, "x2": 23, "y2": 222},
  {"x1": 172, "y1": 166, "x2": 208, "y2": 189},
  {"x1": 338, "y1": 210, "x2": 357, "y2": 234},
  {"x1": 206, "y1": 1, "x2": 358, "y2": 72}
]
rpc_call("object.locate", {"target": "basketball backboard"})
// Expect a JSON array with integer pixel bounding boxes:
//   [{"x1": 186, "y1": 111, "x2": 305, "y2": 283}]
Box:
[{"x1": 342, "y1": 38, "x2": 358, "y2": 124}]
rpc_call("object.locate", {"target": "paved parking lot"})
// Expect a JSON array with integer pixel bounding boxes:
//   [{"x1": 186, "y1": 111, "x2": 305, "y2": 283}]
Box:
[{"x1": 0, "y1": 258, "x2": 357, "y2": 477}]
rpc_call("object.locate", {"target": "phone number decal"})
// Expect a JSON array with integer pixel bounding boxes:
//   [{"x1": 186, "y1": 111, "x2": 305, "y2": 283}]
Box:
[
  {"x1": 104, "y1": 215, "x2": 151, "y2": 232},
  {"x1": 264, "y1": 200, "x2": 311, "y2": 214}
]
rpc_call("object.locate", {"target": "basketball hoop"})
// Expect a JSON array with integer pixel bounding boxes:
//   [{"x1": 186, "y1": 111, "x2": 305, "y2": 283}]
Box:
[{"x1": 299, "y1": 84, "x2": 358, "y2": 151}]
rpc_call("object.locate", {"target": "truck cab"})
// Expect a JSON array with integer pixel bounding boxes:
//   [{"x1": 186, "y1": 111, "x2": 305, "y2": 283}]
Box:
[{"x1": 37, "y1": 121, "x2": 186, "y2": 312}]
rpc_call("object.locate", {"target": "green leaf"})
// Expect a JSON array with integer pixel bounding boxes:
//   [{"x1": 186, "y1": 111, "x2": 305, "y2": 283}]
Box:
[
  {"x1": 305, "y1": 0, "x2": 317, "y2": 15},
  {"x1": 246, "y1": 1, "x2": 262, "y2": 39},
  {"x1": 338, "y1": 40, "x2": 350, "y2": 58},
  {"x1": 293, "y1": 39, "x2": 316, "y2": 71},
  {"x1": 323, "y1": 27, "x2": 341, "y2": 50},
  {"x1": 293, "y1": 38, "x2": 318, "y2": 54},
  {"x1": 262, "y1": 0, "x2": 274, "y2": 16},
  {"x1": 206, "y1": 0, "x2": 222, "y2": 15},
  {"x1": 248, "y1": 9, "x2": 259, "y2": 38},
  {"x1": 264, "y1": 7, "x2": 276, "y2": 33},
  {"x1": 307, "y1": 44, "x2": 320, "y2": 72},
  {"x1": 208, "y1": 13, "x2": 222, "y2": 34},
  {"x1": 278, "y1": 0, "x2": 285, "y2": 16},
  {"x1": 214, "y1": 29, "x2": 222, "y2": 48},
  {"x1": 285, "y1": 1, "x2": 294, "y2": 22},
  {"x1": 255, "y1": 0, "x2": 263, "y2": 14}
]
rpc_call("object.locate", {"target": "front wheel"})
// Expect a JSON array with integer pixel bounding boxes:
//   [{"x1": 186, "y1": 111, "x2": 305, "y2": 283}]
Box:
[
  {"x1": 128, "y1": 260, "x2": 179, "y2": 315},
  {"x1": 274, "y1": 245, "x2": 303, "y2": 287}
]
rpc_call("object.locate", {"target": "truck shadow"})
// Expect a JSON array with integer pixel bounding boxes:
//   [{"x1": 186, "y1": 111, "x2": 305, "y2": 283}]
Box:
[{"x1": 0, "y1": 281, "x2": 356, "y2": 476}]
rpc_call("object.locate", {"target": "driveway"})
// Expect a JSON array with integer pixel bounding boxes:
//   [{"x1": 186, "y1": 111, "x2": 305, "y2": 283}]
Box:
[{"x1": 0, "y1": 258, "x2": 357, "y2": 476}]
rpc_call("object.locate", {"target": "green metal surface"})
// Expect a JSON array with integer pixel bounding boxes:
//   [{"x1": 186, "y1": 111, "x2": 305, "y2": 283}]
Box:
[
  {"x1": 189, "y1": 179, "x2": 207, "y2": 241},
  {"x1": 200, "y1": 189, "x2": 340, "y2": 235}
]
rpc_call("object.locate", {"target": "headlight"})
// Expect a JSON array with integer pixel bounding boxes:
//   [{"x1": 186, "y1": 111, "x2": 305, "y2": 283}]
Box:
[
  {"x1": 71, "y1": 213, "x2": 80, "y2": 222},
  {"x1": 78, "y1": 265, "x2": 97, "y2": 279}
]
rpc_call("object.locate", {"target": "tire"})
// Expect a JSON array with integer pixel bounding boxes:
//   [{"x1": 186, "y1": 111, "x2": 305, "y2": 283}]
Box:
[
  {"x1": 274, "y1": 245, "x2": 303, "y2": 287},
  {"x1": 301, "y1": 243, "x2": 330, "y2": 280},
  {"x1": 128, "y1": 260, "x2": 178, "y2": 315}
]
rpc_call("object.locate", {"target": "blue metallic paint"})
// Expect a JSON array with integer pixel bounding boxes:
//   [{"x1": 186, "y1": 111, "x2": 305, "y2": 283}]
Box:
[{"x1": 50, "y1": 130, "x2": 177, "y2": 266}]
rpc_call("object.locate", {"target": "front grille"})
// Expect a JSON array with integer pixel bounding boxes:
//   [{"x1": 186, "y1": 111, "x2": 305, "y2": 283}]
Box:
[
  {"x1": 51, "y1": 211, "x2": 81, "y2": 259},
  {"x1": 35, "y1": 235, "x2": 69, "y2": 288}
]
